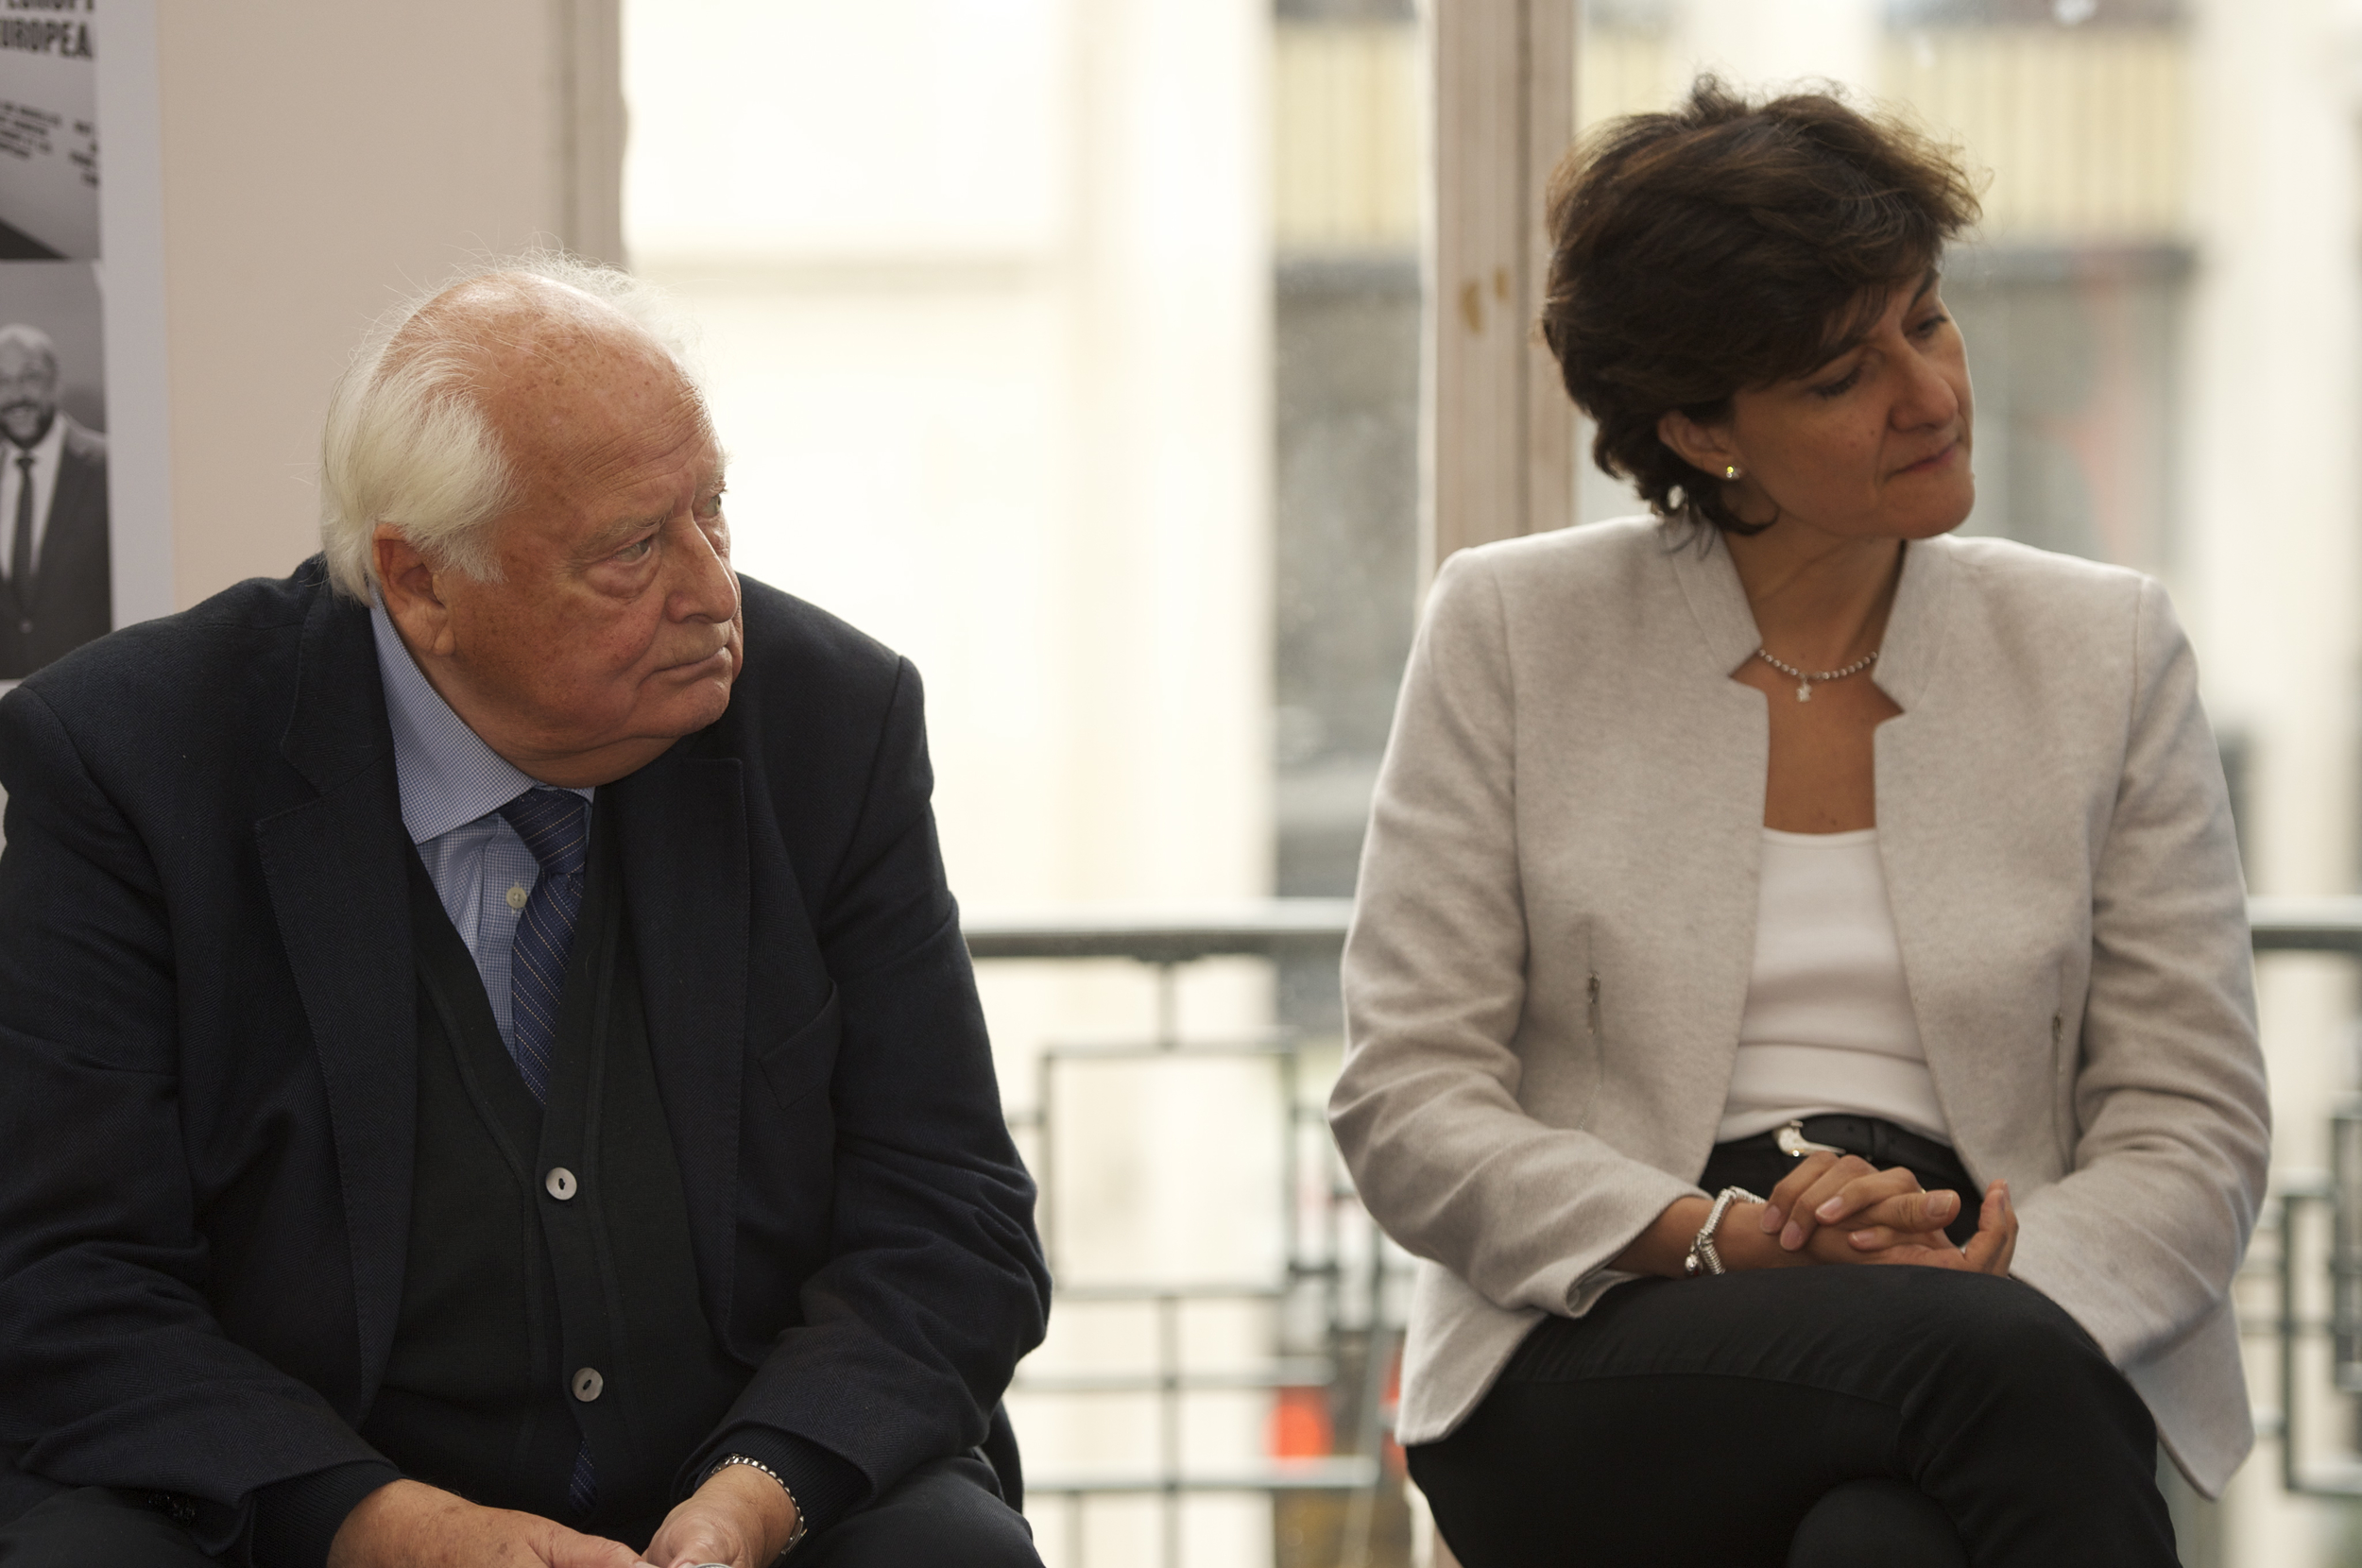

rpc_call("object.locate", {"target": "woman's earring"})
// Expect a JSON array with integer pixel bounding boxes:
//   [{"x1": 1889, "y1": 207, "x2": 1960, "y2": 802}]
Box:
[{"x1": 1722, "y1": 465, "x2": 1741, "y2": 482}]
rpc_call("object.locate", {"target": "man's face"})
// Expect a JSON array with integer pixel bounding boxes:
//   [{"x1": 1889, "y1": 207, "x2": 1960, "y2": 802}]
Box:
[
  {"x1": 0, "y1": 343, "x2": 59, "y2": 448},
  {"x1": 385, "y1": 298, "x2": 743, "y2": 787}
]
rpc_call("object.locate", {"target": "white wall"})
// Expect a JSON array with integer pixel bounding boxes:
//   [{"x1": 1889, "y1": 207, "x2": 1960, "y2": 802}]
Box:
[{"x1": 122, "y1": 1, "x2": 589, "y2": 608}]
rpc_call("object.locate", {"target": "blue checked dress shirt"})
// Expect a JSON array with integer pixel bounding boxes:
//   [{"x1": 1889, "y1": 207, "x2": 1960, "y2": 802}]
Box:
[{"x1": 368, "y1": 600, "x2": 593, "y2": 1056}]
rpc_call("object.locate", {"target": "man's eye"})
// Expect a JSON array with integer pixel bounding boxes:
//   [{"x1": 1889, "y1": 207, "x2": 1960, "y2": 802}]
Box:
[
  {"x1": 614, "y1": 537, "x2": 656, "y2": 563},
  {"x1": 695, "y1": 491, "x2": 726, "y2": 520}
]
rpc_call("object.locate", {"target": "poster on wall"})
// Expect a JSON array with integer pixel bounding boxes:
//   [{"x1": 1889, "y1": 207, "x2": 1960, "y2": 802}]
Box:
[{"x1": 0, "y1": 0, "x2": 107, "y2": 681}]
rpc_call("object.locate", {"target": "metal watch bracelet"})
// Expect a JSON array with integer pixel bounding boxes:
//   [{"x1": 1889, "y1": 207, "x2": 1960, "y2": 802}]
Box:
[
  {"x1": 698, "y1": 1452, "x2": 809, "y2": 1560},
  {"x1": 1684, "y1": 1185, "x2": 1764, "y2": 1277}
]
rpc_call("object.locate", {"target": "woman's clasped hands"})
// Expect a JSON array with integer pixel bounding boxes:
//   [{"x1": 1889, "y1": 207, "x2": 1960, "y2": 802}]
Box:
[{"x1": 1752, "y1": 1151, "x2": 2017, "y2": 1276}]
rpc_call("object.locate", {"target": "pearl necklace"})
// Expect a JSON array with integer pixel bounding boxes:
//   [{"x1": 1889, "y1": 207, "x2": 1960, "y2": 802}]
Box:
[{"x1": 1754, "y1": 646, "x2": 1878, "y2": 703}]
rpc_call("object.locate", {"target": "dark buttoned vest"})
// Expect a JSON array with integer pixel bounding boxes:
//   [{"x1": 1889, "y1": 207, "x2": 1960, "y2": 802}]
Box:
[{"x1": 366, "y1": 803, "x2": 745, "y2": 1543}]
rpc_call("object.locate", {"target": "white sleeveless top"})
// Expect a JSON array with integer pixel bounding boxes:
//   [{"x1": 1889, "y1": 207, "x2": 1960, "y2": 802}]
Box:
[{"x1": 1715, "y1": 827, "x2": 1952, "y2": 1145}]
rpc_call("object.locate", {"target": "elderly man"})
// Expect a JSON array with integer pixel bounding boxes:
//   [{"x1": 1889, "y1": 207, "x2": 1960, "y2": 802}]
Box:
[
  {"x1": 0, "y1": 260, "x2": 1048, "y2": 1568},
  {"x1": 0, "y1": 322, "x2": 110, "y2": 678}
]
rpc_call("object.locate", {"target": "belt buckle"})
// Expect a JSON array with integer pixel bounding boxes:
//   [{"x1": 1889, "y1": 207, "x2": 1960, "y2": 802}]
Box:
[{"x1": 1776, "y1": 1119, "x2": 1846, "y2": 1158}]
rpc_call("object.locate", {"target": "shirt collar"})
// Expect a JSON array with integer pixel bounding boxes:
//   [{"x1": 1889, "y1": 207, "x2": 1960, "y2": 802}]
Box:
[{"x1": 368, "y1": 593, "x2": 590, "y2": 844}]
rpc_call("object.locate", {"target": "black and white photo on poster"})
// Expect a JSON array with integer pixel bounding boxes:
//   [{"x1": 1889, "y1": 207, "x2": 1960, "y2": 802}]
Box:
[
  {"x1": 0, "y1": 0, "x2": 108, "y2": 682},
  {"x1": 0, "y1": 260, "x2": 105, "y2": 677}
]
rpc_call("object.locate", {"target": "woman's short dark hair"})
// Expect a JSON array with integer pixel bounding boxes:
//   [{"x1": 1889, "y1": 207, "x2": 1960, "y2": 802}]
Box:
[{"x1": 1540, "y1": 77, "x2": 1981, "y2": 534}]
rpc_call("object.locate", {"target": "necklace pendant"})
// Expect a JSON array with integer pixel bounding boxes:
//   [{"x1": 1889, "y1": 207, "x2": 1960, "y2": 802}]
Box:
[{"x1": 1796, "y1": 681, "x2": 1812, "y2": 702}]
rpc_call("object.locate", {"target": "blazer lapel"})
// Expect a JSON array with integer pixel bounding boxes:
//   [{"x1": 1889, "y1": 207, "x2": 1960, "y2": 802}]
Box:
[
  {"x1": 610, "y1": 748, "x2": 749, "y2": 1330},
  {"x1": 1650, "y1": 526, "x2": 1777, "y2": 1161},
  {"x1": 253, "y1": 581, "x2": 419, "y2": 1406},
  {"x1": 1866, "y1": 535, "x2": 1955, "y2": 715},
  {"x1": 1662, "y1": 520, "x2": 1765, "y2": 678},
  {"x1": 1865, "y1": 538, "x2": 2002, "y2": 1174}
]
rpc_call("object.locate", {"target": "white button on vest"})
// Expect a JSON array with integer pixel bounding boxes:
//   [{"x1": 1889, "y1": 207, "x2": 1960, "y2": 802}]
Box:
[
  {"x1": 506, "y1": 883, "x2": 529, "y2": 912},
  {"x1": 545, "y1": 1167, "x2": 577, "y2": 1201},
  {"x1": 572, "y1": 1367, "x2": 604, "y2": 1402}
]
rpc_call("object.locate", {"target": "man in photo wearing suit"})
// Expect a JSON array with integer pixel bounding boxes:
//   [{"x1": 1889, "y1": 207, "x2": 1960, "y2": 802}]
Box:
[
  {"x1": 0, "y1": 322, "x2": 109, "y2": 679},
  {"x1": 0, "y1": 260, "x2": 1049, "y2": 1568}
]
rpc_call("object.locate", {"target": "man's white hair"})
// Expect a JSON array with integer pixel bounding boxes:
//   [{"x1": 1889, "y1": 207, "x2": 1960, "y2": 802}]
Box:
[{"x1": 317, "y1": 250, "x2": 702, "y2": 601}]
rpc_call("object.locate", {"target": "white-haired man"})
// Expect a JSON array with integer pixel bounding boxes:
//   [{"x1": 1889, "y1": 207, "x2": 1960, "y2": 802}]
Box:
[
  {"x1": 0, "y1": 261, "x2": 1049, "y2": 1568},
  {"x1": 0, "y1": 322, "x2": 109, "y2": 678}
]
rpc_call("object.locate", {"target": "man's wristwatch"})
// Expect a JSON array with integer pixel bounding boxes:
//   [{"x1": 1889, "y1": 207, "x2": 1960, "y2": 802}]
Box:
[
  {"x1": 1684, "y1": 1185, "x2": 1763, "y2": 1276},
  {"x1": 700, "y1": 1453, "x2": 808, "y2": 1559}
]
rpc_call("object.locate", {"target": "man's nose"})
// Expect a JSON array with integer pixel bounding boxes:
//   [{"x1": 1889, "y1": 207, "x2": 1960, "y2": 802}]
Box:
[{"x1": 666, "y1": 516, "x2": 738, "y2": 622}]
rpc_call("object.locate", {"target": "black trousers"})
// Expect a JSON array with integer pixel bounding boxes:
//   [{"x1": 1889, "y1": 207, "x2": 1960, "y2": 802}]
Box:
[
  {"x1": 0, "y1": 1456, "x2": 1039, "y2": 1568},
  {"x1": 1407, "y1": 1267, "x2": 2178, "y2": 1568}
]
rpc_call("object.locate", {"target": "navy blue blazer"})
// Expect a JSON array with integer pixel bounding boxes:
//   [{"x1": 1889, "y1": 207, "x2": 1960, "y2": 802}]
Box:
[{"x1": 0, "y1": 558, "x2": 1048, "y2": 1549}]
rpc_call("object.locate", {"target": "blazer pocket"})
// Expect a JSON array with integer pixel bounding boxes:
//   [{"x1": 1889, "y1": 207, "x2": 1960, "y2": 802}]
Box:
[
  {"x1": 756, "y1": 985, "x2": 842, "y2": 1113},
  {"x1": 1570, "y1": 924, "x2": 1602, "y2": 1133},
  {"x1": 2049, "y1": 1005, "x2": 2077, "y2": 1172}
]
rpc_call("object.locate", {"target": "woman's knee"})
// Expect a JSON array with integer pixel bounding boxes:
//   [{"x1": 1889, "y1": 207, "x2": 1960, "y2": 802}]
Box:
[
  {"x1": 1883, "y1": 1272, "x2": 2155, "y2": 1458},
  {"x1": 803, "y1": 1457, "x2": 1041, "y2": 1568},
  {"x1": 1787, "y1": 1479, "x2": 1966, "y2": 1568},
  {"x1": 1926, "y1": 1275, "x2": 2112, "y2": 1387}
]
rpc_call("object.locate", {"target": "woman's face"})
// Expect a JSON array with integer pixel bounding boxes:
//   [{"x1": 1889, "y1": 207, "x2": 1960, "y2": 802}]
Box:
[{"x1": 1677, "y1": 271, "x2": 1976, "y2": 545}]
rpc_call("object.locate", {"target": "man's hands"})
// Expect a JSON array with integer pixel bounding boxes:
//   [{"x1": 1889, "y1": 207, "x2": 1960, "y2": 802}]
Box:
[
  {"x1": 642, "y1": 1459, "x2": 799, "y2": 1568},
  {"x1": 326, "y1": 1462, "x2": 804, "y2": 1568},
  {"x1": 326, "y1": 1480, "x2": 642, "y2": 1568}
]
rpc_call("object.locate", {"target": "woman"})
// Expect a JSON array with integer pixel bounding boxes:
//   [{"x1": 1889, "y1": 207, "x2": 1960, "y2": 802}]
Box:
[{"x1": 1330, "y1": 80, "x2": 2268, "y2": 1567}]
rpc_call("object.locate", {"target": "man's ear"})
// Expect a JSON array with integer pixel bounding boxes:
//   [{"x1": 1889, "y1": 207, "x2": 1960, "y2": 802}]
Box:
[
  {"x1": 1656, "y1": 408, "x2": 1740, "y2": 479},
  {"x1": 372, "y1": 526, "x2": 456, "y2": 657}
]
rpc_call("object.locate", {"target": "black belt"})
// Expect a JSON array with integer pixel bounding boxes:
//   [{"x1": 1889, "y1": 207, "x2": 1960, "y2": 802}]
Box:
[{"x1": 1722, "y1": 1115, "x2": 1960, "y2": 1182}]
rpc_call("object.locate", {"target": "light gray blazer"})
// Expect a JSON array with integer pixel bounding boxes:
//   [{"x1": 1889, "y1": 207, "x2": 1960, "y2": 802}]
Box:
[{"x1": 1330, "y1": 517, "x2": 2269, "y2": 1496}]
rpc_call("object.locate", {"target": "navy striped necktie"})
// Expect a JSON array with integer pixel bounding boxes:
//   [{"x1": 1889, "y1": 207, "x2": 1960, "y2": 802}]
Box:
[
  {"x1": 497, "y1": 787, "x2": 590, "y2": 1105},
  {"x1": 496, "y1": 786, "x2": 598, "y2": 1517}
]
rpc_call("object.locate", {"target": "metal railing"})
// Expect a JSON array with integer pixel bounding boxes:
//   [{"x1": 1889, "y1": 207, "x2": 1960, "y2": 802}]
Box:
[
  {"x1": 2248, "y1": 897, "x2": 2362, "y2": 1497},
  {"x1": 969, "y1": 895, "x2": 2362, "y2": 1556},
  {"x1": 2250, "y1": 896, "x2": 2362, "y2": 960},
  {"x1": 969, "y1": 900, "x2": 1391, "y2": 1568},
  {"x1": 963, "y1": 900, "x2": 1358, "y2": 966}
]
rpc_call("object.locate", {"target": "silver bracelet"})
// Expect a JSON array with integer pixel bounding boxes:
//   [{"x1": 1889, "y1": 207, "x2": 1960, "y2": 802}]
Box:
[
  {"x1": 699, "y1": 1452, "x2": 809, "y2": 1559},
  {"x1": 1684, "y1": 1185, "x2": 1763, "y2": 1276}
]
